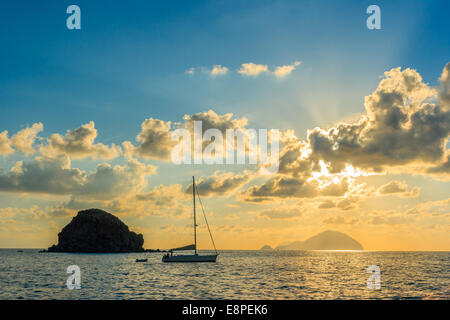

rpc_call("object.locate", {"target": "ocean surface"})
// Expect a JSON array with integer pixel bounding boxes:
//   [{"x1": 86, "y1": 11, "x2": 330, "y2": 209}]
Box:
[{"x1": 0, "y1": 249, "x2": 448, "y2": 300}]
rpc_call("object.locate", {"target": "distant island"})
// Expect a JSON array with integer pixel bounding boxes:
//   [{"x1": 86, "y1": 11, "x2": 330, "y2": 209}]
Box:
[
  {"x1": 47, "y1": 209, "x2": 144, "y2": 253},
  {"x1": 260, "y1": 245, "x2": 273, "y2": 250},
  {"x1": 275, "y1": 230, "x2": 363, "y2": 250}
]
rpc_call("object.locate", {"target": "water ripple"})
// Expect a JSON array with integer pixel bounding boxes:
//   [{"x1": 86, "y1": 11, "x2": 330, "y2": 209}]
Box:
[{"x1": 0, "y1": 250, "x2": 448, "y2": 299}]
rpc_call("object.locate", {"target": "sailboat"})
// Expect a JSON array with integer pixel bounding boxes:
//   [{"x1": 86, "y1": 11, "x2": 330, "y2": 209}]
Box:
[{"x1": 162, "y1": 176, "x2": 218, "y2": 263}]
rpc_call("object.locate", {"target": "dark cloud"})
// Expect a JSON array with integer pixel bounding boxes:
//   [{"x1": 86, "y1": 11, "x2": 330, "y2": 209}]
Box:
[
  {"x1": 439, "y1": 62, "x2": 450, "y2": 109},
  {"x1": 0, "y1": 156, "x2": 84, "y2": 194},
  {"x1": 307, "y1": 66, "x2": 449, "y2": 172},
  {"x1": 76, "y1": 159, "x2": 156, "y2": 199},
  {"x1": 0, "y1": 156, "x2": 155, "y2": 197},
  {"x1": 377, "y1": 181, "x2": 420, "y2": 198},
  {"x1": 241, "y1": 63, "x2": 450, "y2": 201},
  {"x1": 241, "y1": 176, "x2": 348, "y2": 202},
  {"x1": 186, "y1": 171, "x2": 252, "y2": 197}
]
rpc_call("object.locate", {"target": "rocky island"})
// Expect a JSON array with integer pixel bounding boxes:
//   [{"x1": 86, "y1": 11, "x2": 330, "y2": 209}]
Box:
[
  {"x1": 47, "y1": 209, "x2": 144, "y2": 253},
  {"x1": 275, "y1": 230, "x2": 363, "y2": 250}
]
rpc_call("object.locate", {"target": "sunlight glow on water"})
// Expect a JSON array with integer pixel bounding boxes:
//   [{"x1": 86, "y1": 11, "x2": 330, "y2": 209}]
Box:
[{"x1": 0, "y1": 249, "x2": 448, "y2": 299}]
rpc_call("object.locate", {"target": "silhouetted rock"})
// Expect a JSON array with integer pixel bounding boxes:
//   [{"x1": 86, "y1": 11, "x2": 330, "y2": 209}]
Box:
[
  {"x1": 260, "y1": 245, "x2": 273, "y2": 250},
  {"x1": 275, "y1": 230, "x2": 363, "y2": 250},
  {"x1": 47, "y1": 209, "x2": 144, "y2": 253}
]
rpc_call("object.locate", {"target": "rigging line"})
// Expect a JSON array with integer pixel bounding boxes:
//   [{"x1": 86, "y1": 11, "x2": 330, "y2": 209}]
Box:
[{"x1": 195, "y1": 187, "x2": 218, "y2": 254}]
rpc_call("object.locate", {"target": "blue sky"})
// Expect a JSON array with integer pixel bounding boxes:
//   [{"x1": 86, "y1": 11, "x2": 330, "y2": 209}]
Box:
[{"x1": 1, "y1": 0, "x2": 448, "y2": 140}]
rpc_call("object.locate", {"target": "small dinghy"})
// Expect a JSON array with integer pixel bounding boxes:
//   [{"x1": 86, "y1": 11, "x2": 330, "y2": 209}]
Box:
[{"x1": 135, "y1": 258, "x2": 148, "y2": 263}]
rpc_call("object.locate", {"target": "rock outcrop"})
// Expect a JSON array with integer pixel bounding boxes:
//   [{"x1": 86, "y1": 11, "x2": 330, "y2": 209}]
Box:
[
  {"x1": 47, "y1": 209, "x2": 144, "y2": 253},
  {"x1": 260, "y1": 245, "x2": 273, "y2": 250},
  {"x1": 275, "y1": 230, "x2": 363, "y2": 250}
]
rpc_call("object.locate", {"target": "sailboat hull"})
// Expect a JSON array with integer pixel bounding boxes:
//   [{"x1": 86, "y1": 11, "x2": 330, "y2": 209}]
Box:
[{"x1": 162, "y1": 254, "x2": 218, "y2": 263}]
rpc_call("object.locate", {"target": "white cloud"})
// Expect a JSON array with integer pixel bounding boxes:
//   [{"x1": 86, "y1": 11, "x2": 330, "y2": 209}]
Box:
[
  {"x1": 123, "y1": 118, "x2": 176, "y2": 161},
  {"x1": 0, "y1": 123, "x2": 43, "y2": 155},
  {"x1": 273, "y1": 61, "x2": 301, "y2": 78},
  {"x1": 210, "y1": 65, "x2": 229, "y2": 76},
  {"x1": 124, "y1": 110, "x2": 249, "y2": 161},
  {"x1": 40, "y1": 121, "x2": 121, "y2": 160},
  {"x1": 238, "y1": 63, "x2": 269, "y2": 76},
  {"x1": 11, "y1": 123, "x2": 43, "y2": 155},
  {"x1": 0, "y1": 131, "x2": 14, "y2": 155}
]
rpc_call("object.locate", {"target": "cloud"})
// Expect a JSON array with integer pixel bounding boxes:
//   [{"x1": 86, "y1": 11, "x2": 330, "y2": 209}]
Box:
[
  {"x1": 123, "y1": 118, "x2": 176, "y2": 161},
  {"x1": 136, "y1": 184, "x2": 190, "y2": 216},
  {"x1": 335, "y1": 197, "x2": 359, "y2": 210},
  {"x1": 377, "y1": 181, "x2": 420, "y2": 198},
  {"x1": 188, "y1": 61, "x2": 302, "y2": 78},
  {"x1": 258, "y1": 207, "x2": 302, "y2": 220},
  {"x1": 41, "y1": 121, "x2": 121, "y2": 160},
  {"x1": 306, "y1": 66, "x2": 448, "y2": 173},
  {"x1": 186, "y1": 171, "x2": 252, "y2": 197},
  {"x1": 124, "y1": 110, "x2": 249, "y2": 161},
  {"x1": 244, "y1": 62, "x2": 450, "y2": 203},
  {"x1": 0, "y1": 123, "x2": 43, "y2": 155},
  {"x1": 273, "y1": 61, "x2": 301, "y2": 78},
  {"x1": 323, "y1": 216, "x2": 359, "y2": 225},
  {"x1": 0, "y1": 131, "x2": 14, "y2": 155},
  {"x1": 241, "y1": 175, "x2": 349, "y2": 202},
  {"x1": 439, "y1": 62, "x2": 450, "y2": 109},
  {"x1": 47, "y1": 197, "x2": 96, "y2": 217},
  {"x1": 318, "y1": 199, "x2": 336, "y2": 209},
  {"x1": 185, "y1": 67, "x2": 195, "y2": 75},
  {"x1": 369, "y1": 215, "x2": 415, "y2": 225},
  {"x1": 0, "y1": 156, "x2": 155, "y2": 198},
  {"x1": 182, "y1": 109, "x2": 248, "y2": 133},
  {"x1": 366, "y1": 197, "x2": 450, "y2": 225},
  {"x1": 317, "y1": 194, "x2": 362, "y2": 210},
  {"x1": 11, "y1": 123, "x2": 43, "y2": 155},
  {"x1": 238, "y1": 63, "x2": 269, "y2": 76},
  {"x1": 426, "y1": 150, "x2": 450, "y2": 179},
  {"x1": 77, "y1": 158, "x2": 156, "y2": 199},
  {"x1": 210, "y1": 65, "x2": 229, "y2": 76},
  {"x1": 137, "y1": 184, "x2": 186, "y2": 202},
  {"x1": 0, "y1": 156, "x2": 84, "y2": 195}
]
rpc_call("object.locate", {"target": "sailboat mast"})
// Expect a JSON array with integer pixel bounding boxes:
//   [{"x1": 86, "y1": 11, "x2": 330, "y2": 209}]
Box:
[{"x1": 193, "y1": 176, "x2": 197, "y2": 254}]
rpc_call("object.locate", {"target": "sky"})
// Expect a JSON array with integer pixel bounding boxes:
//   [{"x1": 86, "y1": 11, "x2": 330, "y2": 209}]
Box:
[{"x1": 0, "y1": 0, "x2": 449, "y2": 250}]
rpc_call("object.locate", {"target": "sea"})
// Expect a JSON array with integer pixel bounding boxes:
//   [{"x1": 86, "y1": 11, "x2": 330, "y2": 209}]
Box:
[{"x1": 0, "y1": 249, "x2": 448, "y2": 300}]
